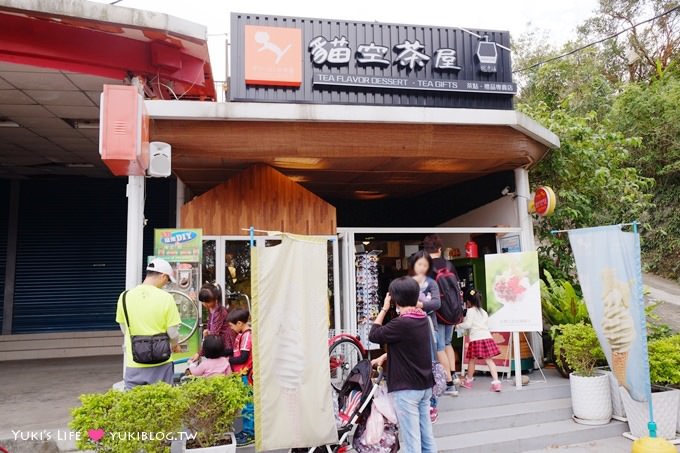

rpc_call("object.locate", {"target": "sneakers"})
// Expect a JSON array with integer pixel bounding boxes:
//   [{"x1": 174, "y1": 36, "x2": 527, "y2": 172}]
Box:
[
  {"x1": 235, "y1": 431, "x2": 255, "y2": 448},
  {"x1": 452, "y1": 373, "x2": 461, "y2": 386},
  {"x1": 460, "y1": 376, "x2": 474, "y2": 389},
  {"x1": 444, "y1": 385, "x2": 459, "y2": 396},
  {"x1": 491, "y1": 380, "x2": 502, "y2": 392},
  {"x1": 429, "y1": 406, "x2": 439, "y2": 424}
]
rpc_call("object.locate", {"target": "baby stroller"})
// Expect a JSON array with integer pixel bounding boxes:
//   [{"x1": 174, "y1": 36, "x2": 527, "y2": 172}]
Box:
[{"x1": 292, "y1": 359, "x2": 398, "y2": 453}]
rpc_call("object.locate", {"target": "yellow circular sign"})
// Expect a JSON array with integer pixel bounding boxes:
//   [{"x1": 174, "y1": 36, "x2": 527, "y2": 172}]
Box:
[{"x1": 534, "y1": 186, "x2": 556, "y2": 216}]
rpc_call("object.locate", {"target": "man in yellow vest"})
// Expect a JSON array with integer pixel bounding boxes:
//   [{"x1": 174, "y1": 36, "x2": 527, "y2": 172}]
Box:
[{"x1": 116, "y1": 258, "x2": 181, "y2": 389}]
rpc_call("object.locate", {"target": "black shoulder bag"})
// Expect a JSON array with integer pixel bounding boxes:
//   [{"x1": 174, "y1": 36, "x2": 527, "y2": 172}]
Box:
[{"x1": 122, "y1": 291, "x2": 172, "y2": 365}]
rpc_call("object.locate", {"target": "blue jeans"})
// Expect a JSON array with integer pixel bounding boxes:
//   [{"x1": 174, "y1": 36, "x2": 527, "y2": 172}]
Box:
[
  {"x1": 436, "y1": 323, "x2": 453, "y2": 352},
  {"x1": 241, "y1": 374, "x2": 254, "y2": 435},
  {"x1": 391, "y1": 388, "x2": 437, "y2": 453}
]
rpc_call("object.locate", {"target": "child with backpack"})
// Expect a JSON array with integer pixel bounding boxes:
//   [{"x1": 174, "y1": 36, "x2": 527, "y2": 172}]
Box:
[{"x1": 458, "y1": 289, "x2": 502, "y2": 392}]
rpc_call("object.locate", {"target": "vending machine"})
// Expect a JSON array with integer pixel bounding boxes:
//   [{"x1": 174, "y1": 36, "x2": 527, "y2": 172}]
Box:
[
  {"x1": 453, "y1": 257, "x2": 487, "y2": 309},
  {"x1": 153, "y1": 229, "x2": 203, "y2": 364}
]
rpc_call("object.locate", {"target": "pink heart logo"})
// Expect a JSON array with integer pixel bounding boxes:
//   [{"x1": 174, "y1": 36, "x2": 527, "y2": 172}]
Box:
[{"x1": 87, "y1": 429, "x2": 105, "y2": 442}]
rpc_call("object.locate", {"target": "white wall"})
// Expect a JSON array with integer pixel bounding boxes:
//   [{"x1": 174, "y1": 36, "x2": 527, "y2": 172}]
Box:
[{"x1": 437, "y1": 196, "x2": 518, "y2": 254}]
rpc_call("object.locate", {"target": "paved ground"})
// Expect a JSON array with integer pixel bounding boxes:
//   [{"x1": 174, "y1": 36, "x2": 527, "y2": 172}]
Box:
[
  {"x1": 644, "y1": 273, "x2": 680, "y2": 334},
  {"x1": 0, "y1": 356, "x2": 122, "y2": 437},
  {"x1": 1, "y1": 273, "x2": 679, "y2": 452},
  {"x1": 525, "y1": 436, "x2": 680, "y2": 452}
]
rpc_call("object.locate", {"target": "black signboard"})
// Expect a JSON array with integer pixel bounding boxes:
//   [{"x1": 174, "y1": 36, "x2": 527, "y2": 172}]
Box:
[{"x1": 231, "y1": 13, "x2": 516, "y2": 109}]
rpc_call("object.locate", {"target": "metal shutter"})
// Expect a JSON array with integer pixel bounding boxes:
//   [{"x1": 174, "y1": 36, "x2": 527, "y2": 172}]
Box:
[
  {"x1": 12, "y1": 179, "x2": 127, "y2": 333},
  {"x1": 12, "y1": 178, "x2": 175, "y2": 333},
  {"x1": 0, "y1": 180, "x2": 8, "y2": 328}
]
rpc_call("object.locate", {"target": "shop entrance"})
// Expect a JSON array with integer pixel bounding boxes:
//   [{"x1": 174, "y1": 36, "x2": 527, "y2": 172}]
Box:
[
  {"x1": 337, "y1": 227, "x2": 524, "y2": 347},
  {"x1": 201, "y1": 235, "x2": 341, "y2": 329}
]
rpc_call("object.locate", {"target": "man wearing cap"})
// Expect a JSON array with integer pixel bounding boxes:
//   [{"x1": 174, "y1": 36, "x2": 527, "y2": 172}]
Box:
[{"x1": 116, "y1": 258, "x2": 182, "y2": 389}]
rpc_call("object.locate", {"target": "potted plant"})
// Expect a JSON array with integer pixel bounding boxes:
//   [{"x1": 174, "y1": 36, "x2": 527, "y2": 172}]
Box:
[
  {"x1": 173, "y1": 375, "x2": 252, "y2": 452},
  {"x1": 71, "y1": 382, "x2": 186, "y2": 453},
  {"x1": 620, "y1": 334, "x2": 680, "y2": 440},
  {"x1": 554, "y1": 322, "x2": 612, "y2": 425},
  {"x1": 541, "y1": 270, "x2": 590, "y2": 376}
]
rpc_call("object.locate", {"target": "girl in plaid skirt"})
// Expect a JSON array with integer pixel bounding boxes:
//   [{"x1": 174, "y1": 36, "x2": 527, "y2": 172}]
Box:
[{"x1": 457, "y1": 289, "x2": 502, "y2": 392}]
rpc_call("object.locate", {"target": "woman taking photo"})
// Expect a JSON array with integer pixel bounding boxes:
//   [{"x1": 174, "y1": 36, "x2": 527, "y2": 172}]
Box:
[{"x1": 369, "y1": 276, "x2": 437, "y2": 453}]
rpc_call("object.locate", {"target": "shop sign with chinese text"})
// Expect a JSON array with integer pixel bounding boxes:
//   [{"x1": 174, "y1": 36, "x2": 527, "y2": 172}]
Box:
[{"x1": 231, "y1": 13, "x2": 516, "y2": 109}]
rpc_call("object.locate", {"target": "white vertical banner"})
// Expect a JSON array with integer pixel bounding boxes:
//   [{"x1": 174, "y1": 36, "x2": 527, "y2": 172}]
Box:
[
  {"x1": 252, "y1": 234, "x2": 338, "y2": 451},
  {"x1": 568, "y1": 225, "x2": 648, "y2": 402}
]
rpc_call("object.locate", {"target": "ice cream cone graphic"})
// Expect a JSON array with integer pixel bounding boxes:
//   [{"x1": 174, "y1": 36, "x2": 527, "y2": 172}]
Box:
[
  {"x1": 611, "y1": 350, "x2": 629, "y2": 387},
  {"x1": 601, "y1": 268, "x2": 635, "y2": 388}
]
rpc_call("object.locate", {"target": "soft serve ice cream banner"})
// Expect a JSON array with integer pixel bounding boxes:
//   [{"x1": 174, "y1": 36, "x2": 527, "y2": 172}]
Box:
[{"x1": 568, "y1": 225, "x2": 647, "y2": 402}]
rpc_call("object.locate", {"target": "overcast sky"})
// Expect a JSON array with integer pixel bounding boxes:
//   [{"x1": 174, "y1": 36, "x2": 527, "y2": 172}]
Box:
[{"x1": 91, "y1": 0, "x2": 600, "y2": 80}]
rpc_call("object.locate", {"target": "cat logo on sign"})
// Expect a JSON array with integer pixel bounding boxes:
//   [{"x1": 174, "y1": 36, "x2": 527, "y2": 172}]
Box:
[{"x1": 244, "y1": 25, "x2": 302, "y2": 87}]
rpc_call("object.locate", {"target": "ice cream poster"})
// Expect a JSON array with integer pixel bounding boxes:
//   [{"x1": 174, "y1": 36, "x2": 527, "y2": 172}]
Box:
[
  {"x1": 568, "y1": 226, "x2": 647, "y2": 402},
  {"x1": 484, "y1": 251, "x2": 542, "y2": 332}
]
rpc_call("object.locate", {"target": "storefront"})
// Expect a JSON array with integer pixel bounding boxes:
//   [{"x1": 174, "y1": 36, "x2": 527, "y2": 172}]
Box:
[
  {"x1": 145, "y1": 13, "x2": 559, "y2": 358},
  {"x1": 0, "y1": 3, "x2": 558, "y2": 361}
]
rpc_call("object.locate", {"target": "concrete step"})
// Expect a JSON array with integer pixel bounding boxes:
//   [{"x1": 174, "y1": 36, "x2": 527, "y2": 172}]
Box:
[
  {"x1": 0, "y1": 331, "x2": 123, "y2": 361},
  {"x1": 436, "y1": 418, "x2": 628, "y2": 453},
  {"x1": 436, "y1": 377, "x2": 571, "y2": 411},
  {"x1": 433, "y1": 398, "x2": 573, "y2": 437}
]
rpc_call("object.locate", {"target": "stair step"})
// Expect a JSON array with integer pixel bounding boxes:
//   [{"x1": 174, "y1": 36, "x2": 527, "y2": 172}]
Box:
[
  {"x1": 436, "y1": 418, "x2": 628, "y2": 453},
  {"x1": 434, "y1": 398, "x2": 573, "y2": 436},
  {"x1": 436, "y1": 380, "x2": 571, "y2": 411}
]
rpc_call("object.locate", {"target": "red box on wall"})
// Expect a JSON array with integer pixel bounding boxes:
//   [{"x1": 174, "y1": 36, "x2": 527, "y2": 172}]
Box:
[{"x1": 99, "y1": 85, "x2": 149, "y2": 176}]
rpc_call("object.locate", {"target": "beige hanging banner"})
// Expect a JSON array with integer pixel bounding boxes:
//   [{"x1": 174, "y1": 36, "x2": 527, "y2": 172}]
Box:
[{"x1": 252, "y1": 234, "x2": 337, "y2": 451}]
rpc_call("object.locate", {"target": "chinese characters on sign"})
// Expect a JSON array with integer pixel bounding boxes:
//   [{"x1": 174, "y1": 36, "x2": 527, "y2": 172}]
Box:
[
  {"x1": 309, "y1": 36, "x2": 470, "y2": 71},
  {"x1": 308, "y1": 35, "x2": 352, "y2": 65},
  {"x1": 434, "y1": 48, "x2": 462, "y2": 70},
  {"x1": 356, "y1": 43, "x2": 390, "y2": 66},
  {"x1": 394, "y1": 39, "x2": 431, "y2": 69}
]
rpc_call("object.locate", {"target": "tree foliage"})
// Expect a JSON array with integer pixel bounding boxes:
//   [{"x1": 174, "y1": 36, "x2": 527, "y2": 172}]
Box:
[
  {"x1": 578, "y1": 0, "x2": 680, "y2": 82},
  {"x1": 514, "y1": 0, "x2": 679, "y2": 281},
  {"x1": 608, "y1": 73, "x2": 680, "y2": 277},
  {"x1": 517, "y1": 100, "x2": 654, "y2": 280}
]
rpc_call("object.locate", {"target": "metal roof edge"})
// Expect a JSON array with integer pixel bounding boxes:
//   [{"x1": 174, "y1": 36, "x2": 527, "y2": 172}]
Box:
[
  {"x1": 0, "y1": 0, "x2": 207, "y2": 41},
  {"x1": 146, "y1": 100, "x2": 559, "y2": 148},
  {"x1": 511, "y1": 111, "x2": 560, "y2": 149}
]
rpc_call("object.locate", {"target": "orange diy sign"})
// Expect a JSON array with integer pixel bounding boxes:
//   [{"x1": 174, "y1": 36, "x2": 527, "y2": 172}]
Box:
[{"x1": 244, "y1": 25, "x2": 302, "y2": 87}]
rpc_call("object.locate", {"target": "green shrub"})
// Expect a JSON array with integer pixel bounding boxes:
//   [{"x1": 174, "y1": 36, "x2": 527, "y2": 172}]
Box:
[
  {"x1": 70, "y1": 382, "x2": 186, "y2": 453},
  {"x1": 70, "y1": 376, "x2": 251, "y2": 451},
  {"x1": 648, "y1": 334, "x2": 680, "y2": 386},
  {"x1": 179, "y1": 374, "x2": 252, "y2": 448},
  {"x1": 541, "y1": 270, "x2": 590, "y2": 327},
  {"x1": 553, "y1": 322, "x2": 605, "y2": 377}
]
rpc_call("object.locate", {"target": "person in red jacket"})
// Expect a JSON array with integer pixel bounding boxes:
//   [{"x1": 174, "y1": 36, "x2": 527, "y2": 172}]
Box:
[{"x1": 228, "y1": 308, "x2": 254, "y2": 447}]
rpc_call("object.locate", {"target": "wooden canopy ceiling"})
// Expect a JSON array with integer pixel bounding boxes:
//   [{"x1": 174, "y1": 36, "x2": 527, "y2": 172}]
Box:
[{"x1": 151, "y1": 119, "x2": 550, "y2": 200}]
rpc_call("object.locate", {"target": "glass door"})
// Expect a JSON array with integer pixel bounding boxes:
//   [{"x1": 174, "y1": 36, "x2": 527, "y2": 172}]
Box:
[{"x1": 203, "y1": 235, "x2": 339, "y2": 327}]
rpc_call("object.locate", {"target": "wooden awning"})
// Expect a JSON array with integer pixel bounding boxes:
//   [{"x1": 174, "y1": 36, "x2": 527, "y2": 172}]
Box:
[{"x1": 147, "y1": 101, "x2": 559, "y2": 199}]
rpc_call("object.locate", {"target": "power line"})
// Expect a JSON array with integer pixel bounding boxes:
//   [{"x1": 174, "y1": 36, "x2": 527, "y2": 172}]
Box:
[{"x1": 513, "y1": 5, "x2": 680, "y2": 73}]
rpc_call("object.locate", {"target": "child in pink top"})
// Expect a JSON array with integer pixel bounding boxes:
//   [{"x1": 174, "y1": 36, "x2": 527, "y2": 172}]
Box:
[{"x1": 188, "y1": 335, "x2": 232, "y2": 377}]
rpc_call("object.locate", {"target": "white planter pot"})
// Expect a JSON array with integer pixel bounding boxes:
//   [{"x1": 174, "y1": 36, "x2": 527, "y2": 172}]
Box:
[
  {"x1": 619, "y1": 387, "x2": 679, "y2": 441},
  {"x1": 171, "y1": 433, "x2": 236, "y2": 453},
  {"x1": 598, "y1": 368, "x2": 626, "y2": 420},
  {"x1": 569, "y1": 371, "x2": 612, "y2": 425}
]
